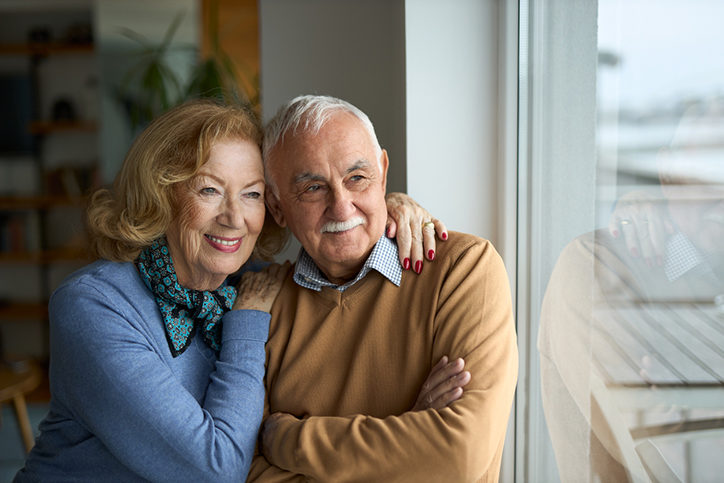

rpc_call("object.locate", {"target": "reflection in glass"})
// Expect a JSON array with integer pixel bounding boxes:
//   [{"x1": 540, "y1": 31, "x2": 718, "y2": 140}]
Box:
[{"x1": 539, "y1": 1, "x2": 724, "y2": 481}]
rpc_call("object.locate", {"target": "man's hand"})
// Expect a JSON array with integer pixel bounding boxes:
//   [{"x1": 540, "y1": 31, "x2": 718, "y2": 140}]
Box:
[
  {"x1": 260, "y1": 357, "x2": 471, "y2": 463},
  {"x1": 385, "y1": 192, "x2": 447, "y2": 274},
  {"x1": 412, "y1": 356, "x2": 471, "y2": 411}
]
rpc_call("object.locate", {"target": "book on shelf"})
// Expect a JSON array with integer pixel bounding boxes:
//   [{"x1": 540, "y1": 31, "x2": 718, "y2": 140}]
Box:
[{"x1": 0, "y1": 211, "x2": 41, "y2": 253}]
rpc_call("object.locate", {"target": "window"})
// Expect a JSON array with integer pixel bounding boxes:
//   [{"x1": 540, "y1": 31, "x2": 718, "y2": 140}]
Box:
[{"x1": 517, "y1": 0, "x2": 724, "y2": 481}]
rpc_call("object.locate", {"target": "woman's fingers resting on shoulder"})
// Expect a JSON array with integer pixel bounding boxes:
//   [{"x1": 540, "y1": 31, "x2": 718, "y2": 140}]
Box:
[
  {"x1": 233, "y1": 261, "x2": 291, "y2": 312},
  {"x1": 608, "y1": 191, "x2": 674, "y2": 266},
  {"x1": 384, "y1": 192, "x2": 448, "y2": 275}
]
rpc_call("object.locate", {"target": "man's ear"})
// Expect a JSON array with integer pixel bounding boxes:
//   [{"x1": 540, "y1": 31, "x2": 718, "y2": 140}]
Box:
[
  {"x1": 265, "y1": 188, "x2": 287, "y2": 227},
  {"x1": 379, "y1": 149, "x2": 390, "y2": 191}
]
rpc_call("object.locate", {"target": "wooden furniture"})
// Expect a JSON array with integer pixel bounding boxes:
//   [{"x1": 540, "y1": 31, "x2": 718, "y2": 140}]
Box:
[
  {"x1": 0, "y1": 360, "x2": 41, "y2": 452},
  {"x1": 594, "y1": 302, "x2": 724, "y2": 413},
  {"x1": 593, "y1": 302, "x2": 724, "y2": 481}
]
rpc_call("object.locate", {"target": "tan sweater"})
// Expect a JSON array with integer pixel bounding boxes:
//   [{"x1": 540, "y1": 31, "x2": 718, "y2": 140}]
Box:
[{"x1": 248, "y1": 232, "x2": 518, "y2": 482}]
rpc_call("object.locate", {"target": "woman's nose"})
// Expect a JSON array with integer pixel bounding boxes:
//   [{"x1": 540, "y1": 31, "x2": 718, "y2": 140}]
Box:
[{"x1": 218, "y1": 197, "x2": 244, "y2": 228}]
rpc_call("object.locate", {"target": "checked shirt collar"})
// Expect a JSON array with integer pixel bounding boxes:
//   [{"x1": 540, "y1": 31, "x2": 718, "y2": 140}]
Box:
[{"x1": 293, "y1": 236, "x2": 402, "y2": 292}]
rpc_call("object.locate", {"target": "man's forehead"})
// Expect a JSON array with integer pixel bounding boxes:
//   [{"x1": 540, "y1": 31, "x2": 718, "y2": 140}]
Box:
[
  {"x1": 290, "y1": 111, "x2": 369, "y2": 145},
  {"x1": 269, "y1": 111, "x2": 380, "y2": 182}
]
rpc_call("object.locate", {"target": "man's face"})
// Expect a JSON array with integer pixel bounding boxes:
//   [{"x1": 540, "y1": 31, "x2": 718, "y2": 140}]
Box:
[{"x1": 266, "y1": 111, "x2": 389, "y2": 283}]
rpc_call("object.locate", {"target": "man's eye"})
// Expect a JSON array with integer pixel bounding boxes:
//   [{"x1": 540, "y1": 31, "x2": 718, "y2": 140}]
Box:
[
  {"x1": 298, "y1": 183, "x2": 326, "y2": 200},
  {"x1": 348, "y1": 175, "x2": 370, "y2": 190}
]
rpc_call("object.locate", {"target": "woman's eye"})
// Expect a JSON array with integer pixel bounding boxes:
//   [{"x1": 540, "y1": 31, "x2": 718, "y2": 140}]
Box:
[
  {"x1": 200, "y1": 187, "x2": 217, "y2": 195},
  {"x1": 245, "y1": 191, "x2": 262, "y2": 200}
]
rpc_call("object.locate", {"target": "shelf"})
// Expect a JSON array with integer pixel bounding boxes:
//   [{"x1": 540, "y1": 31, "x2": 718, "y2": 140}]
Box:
[
  {"x1": 0, "y1": 42, "x2": 93, "y2": 56},
  {"x1": 0, "y1": 301, "x2": 47, "y2": 321},
  {"x1": 0, "y1": 195, "x2": 85, "y2": 210},
  {"x1": 29, "y1": 120, "x2": 97, "y2": 134},
  {"x1": 0, "y1": 2, "x2": 96, "y2": 363},
  {"x1": 0, "y1": 247, "x2": 90, "y2": 264}
]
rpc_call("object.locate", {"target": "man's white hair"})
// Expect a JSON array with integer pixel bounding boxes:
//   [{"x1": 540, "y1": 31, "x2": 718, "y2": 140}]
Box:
[{"x1": 262, "y1": 95, "x2": 383, "y2": 194}]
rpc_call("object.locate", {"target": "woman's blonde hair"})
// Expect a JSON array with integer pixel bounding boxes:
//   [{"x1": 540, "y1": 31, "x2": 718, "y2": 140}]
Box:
[{"x1": 88, "y1": 99, "x2": 287, "y2": 262}]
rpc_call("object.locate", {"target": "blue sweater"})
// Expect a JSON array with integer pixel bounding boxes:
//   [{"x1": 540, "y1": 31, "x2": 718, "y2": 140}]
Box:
[{"x1": 15, "y1": 260, "x2": 269, "y2": 482}]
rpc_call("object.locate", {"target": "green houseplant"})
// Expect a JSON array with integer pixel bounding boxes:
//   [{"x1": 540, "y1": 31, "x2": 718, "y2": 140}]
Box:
[{"x1": 117, "y1": 1, "x2": 258, "y2": 130}]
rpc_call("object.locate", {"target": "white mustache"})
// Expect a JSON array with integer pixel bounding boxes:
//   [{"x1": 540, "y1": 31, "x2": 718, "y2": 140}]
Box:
[{"x1": 321, "y1": 217, "x2": 365, "y2": 233}]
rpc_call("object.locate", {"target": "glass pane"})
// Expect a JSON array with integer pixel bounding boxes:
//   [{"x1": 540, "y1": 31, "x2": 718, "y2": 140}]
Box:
[{"x1": 533, "y1": 1, "x2": 724, "y2": 482}]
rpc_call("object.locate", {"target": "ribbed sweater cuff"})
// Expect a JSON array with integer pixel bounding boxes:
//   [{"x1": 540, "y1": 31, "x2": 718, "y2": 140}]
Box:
[{"x1": 222, "y1": 309, "x2": 270, "y2": 342}]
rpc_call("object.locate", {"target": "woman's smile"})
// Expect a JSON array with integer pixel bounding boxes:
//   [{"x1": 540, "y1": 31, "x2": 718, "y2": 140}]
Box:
[{"x1": 205, "y1": 234, "x2": 243, "y2": 252}]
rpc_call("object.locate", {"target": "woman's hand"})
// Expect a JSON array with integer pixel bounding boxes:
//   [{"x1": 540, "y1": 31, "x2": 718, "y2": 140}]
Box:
[
  {"x1": 385, "y1": 192, "x2": 448, "y2": 274},
  {"x1": 412, "y1": 356, "x2": 470, "y2": 411},
  {"x1": 608, "y1": 191, "x2": 674, "y2": 266},
  {"x1": 233, "y1": 262, "x2": 291, "y2": 312}
]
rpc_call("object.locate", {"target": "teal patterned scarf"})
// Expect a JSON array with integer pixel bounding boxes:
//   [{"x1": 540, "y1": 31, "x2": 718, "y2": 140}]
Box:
[{"x1": 135, "y1": 237, "x2": 237, "y2": 357}]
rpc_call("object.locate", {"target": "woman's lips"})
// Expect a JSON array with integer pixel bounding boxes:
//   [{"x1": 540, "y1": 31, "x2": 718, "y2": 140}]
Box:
[{"x1": 205, "y1": 234, "x2": 242, "y2": 253}]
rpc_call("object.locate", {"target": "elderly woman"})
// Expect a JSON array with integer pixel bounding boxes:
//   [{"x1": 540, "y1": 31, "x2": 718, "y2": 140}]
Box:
[{"x1": 14, "y1": 100, "x2": 463, "y2": 482}]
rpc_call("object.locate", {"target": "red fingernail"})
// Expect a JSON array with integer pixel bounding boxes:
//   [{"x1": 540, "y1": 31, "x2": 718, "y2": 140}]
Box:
[
  {"x1": 415, "y1": 260, "x2": 422, "y2": 274},
  {"x1": 403, "y1": 258, "x2": 410, "y2": 270},
  {"x1": 428, "y1": 249, "x2": 435, "y2": 260},
  {"x1": 442, "y1": 232, "x2": 448, "y2": 240}
]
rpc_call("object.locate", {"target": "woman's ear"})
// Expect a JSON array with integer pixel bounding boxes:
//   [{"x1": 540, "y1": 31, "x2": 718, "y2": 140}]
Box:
[{"x1": 265, "y1": 188, "x2": 287, "y2": 227}]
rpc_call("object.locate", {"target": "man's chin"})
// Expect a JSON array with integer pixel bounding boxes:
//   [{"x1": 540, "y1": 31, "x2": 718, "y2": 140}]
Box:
[
  {"x1": 318, "y1": 244, "x2": 370, "y2": 271},
  {"x1": 324, "y1": 248, "x2": 367, "y2": 266}
]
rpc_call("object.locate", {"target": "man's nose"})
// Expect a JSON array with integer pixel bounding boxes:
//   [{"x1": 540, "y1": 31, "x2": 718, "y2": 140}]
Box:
[
  {"x1": 327, "y1": 188, "x2": 355, "y2": 220},
  {"x1": 218, "y1": 197, "x2": 244, "y2": 228}
]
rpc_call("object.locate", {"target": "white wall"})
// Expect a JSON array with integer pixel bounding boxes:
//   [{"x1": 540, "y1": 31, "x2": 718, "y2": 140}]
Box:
[
  {"x1": 405, "y1": 0, "x2": 501, "y2": 242},
  {"x1": 260, "y1": 0, "x2": 504, "y2": 248},
  {"x1": 259, "y1": 0, "x2": 406, "y2": 193}
]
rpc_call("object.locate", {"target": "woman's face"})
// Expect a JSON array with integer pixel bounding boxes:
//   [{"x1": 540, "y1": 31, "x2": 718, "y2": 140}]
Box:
[{"x1": 166, "y1": 138, "x2": 266, "y2": 291}]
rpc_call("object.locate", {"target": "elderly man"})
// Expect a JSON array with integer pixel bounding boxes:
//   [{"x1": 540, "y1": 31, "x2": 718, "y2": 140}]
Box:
[{"x1": 248, "y1": 95, "x2": 518, "y2": 482}]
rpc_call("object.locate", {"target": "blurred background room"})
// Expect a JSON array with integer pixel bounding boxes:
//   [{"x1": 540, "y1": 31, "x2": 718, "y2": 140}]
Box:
[{"x1": 1, "y1": 0, "x2": 722, "y2": 481}]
